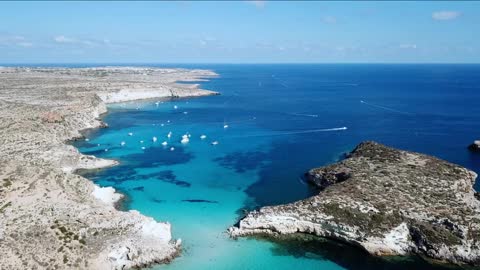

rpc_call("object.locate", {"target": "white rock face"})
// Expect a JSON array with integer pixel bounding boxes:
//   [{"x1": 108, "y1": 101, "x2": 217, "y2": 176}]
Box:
[
  {"x1": 141, "y1": 219, "x2": 172, "y2": 242},
  {"x1": 92, "y1": 186, "x2": 123, "y2": 207},
  {"x1": 363, "y1": 223, "x2": 413, "y2": 255}
]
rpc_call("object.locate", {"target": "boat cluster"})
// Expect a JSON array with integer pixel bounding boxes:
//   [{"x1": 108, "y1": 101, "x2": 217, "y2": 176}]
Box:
[{"x1": 85, "y1": 102, "x2": 226, "y2": 153}]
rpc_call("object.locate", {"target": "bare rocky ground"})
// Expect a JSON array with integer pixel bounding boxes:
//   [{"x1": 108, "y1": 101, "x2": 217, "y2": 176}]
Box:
[
  {"x1": 229, "y1": 141, "x2": 480, "y2": 266},
  {"x1": 0, "y1": 66, "x2": 217, "y2": 269}
]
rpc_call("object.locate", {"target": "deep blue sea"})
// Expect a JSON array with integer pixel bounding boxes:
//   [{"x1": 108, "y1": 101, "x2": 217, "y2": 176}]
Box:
[{"x1": 73, "y1": 64, "x2": 480, "y2": 270}]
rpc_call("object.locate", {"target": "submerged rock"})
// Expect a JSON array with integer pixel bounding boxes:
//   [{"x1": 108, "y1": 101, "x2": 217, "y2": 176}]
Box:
[{"x1": 229, "y1": 141, "x2": 480, "y2": 266}]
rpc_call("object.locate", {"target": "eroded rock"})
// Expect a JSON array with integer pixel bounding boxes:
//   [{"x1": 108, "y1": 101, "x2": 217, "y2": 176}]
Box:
[{"x1": 230, "y1": 141, "x2": 480, "y2": 266}]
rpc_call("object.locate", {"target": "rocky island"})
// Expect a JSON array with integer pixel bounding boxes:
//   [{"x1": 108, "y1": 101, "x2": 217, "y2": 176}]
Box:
[
  {"x1": 468, "y1": 141, "x2": 480, "y2": 153},
  {"x1": 0, "y1": 67, "x2": 217, "y2": 269},
  {"x1": 229, "y1": 141, "x2": 480, "y2": 266}
]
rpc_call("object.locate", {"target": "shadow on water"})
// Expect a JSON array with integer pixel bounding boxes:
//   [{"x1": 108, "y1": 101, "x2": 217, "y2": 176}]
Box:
[
  {"x1": 213, "y1": 150, "x2": 270, "y2": 173},
  {"x1": 254, "y1": 234, "x2": 469, "y2": 270},
  {"x1": 243, "y1": 139, "x2": 336, "y2": 208}
]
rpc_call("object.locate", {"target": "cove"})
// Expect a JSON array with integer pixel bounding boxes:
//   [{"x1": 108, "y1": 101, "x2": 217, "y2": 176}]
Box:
[{"x1": 76, "y1": 64, "x2": 480, "y2": 270}]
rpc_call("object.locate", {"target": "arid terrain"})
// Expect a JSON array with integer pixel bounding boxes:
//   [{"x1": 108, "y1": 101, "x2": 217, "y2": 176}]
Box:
[{"x1": 0, "y1": 67, "x2": 217, "y2": 269}]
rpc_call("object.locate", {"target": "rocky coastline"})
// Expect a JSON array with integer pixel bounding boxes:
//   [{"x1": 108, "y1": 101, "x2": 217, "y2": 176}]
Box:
[
  {"x1": 229, "y1": 141, "x2": 480, "y2": 266},
  {"x1": 0, "y1": 67, "x2": 217, "y2": 269}
]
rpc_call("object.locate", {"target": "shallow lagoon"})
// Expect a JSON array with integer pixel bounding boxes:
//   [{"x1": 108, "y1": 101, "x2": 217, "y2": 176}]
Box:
[{"x1": 77, "y1": 64, "x2": 480, "y2": 269}]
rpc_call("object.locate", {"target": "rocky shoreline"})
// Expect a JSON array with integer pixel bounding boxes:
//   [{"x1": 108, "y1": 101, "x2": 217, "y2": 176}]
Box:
[
  {"x1": 229, "y1": 141, "x2": 480, "y2": 266},
  {"x1": 0, "y1": 67, "x2": 217, "y2": 269}
]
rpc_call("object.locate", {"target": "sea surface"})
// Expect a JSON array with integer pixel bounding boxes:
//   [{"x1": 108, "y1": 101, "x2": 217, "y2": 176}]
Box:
[{"x1": 75, "y1": 64, "x2": 480, "y2": 270}]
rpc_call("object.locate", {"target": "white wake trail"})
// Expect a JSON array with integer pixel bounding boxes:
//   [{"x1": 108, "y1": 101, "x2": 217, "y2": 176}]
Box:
[
  {"x1": 289, "y1": 112, "x2": 319, "y2": 118},
  {"x1": 360, "y1": 100, "x2": 413, "y2": 115},
  {"x1": 230, "y1": 127, "x2": 347, "y2": 138}
]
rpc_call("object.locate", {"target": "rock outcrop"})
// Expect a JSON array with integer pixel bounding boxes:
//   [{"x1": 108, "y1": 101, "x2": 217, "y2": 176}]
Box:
[
  {"x1": 468, "y1": 141, "x2": 480, "y2": 152},
  {"x1": 0, "y1": 67, "x2": 217, "y2": 269},
  {"x1": 229, "y1": 141, "x2": 480, "y2": 266}
]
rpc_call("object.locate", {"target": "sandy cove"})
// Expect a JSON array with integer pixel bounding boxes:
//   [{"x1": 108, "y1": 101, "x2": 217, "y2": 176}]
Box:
[{"x1": 0, "y1": 67, "x2": 218, "y2": 269}]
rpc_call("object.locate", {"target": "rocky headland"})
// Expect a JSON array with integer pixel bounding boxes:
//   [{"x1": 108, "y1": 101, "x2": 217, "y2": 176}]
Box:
[
  {"x1": 468, "y1": 141, "x2": 480, "y2": 153},
  {"x1": 0, "y1": 66, "x2": 217, "y2": 269},
  {"x1": 229, "y1": 141, "x2": 480, "y2": 266}
]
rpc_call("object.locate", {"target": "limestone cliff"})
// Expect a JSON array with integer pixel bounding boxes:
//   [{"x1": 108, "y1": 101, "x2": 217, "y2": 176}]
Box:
[{"x1": 229, "y1": 141, "x2": 480, "y2": 266}]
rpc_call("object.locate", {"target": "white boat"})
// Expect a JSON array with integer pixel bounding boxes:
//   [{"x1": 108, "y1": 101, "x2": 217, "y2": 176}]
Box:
[
  {"x1": 120, "y1": 141, "x2": 126, "y2": 146},
  {"x1": 152, "y1": 136, "x2": 158, "y2": 142},
  {"x1": 167, "y1": 132, "x2": 172, "y2": 138},
  {"x1": 104, "y1": 148, "x2": 109, "y2": 152},
  {"x1": 162, "y1": 141, "x2": 168, "y2": 146},
  {"x1": 128, "y1": 132, "x2": 133, "y2": 136},
  {"x1": 223, "y1": 124, "x2": 229, "y2": 129},
  {"x1": 211, "y1": 141, "x2": 219, "y2": 145},
  {"x1": 174, "y1": 105, "x2": 178, "y2": 109},
  {"x1": 141, "y1": 147, "x2": 146, "y2": 150},
  {"x1": 170, "y1": 147, "x2": 175, "y2": 151},
  {"x1": 200, "y1": 135, "x2": 207, "y2": 140},
  {"x1": 85, "y1": 138, "x2": 89, "y2": 142},
  {"x1": 181, "y1": 134, "x2": 189, "y2": 144},
  {"x1": 140, "y1": 140, "x2": 144, "y2": 144}
]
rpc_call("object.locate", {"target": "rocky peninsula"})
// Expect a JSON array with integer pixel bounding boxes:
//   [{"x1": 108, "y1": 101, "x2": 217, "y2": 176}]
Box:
[
  {"x1": 0, "y1": 66, "x2": 217, "y2": 269},
  {"x1": 229, "y1": 141, "x2": 480, "y2": 266}
]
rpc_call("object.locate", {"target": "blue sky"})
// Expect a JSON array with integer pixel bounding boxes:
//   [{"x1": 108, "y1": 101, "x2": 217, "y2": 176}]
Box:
[{"x1": 0, "y1": 1, "x2": 478, "y2": 63}]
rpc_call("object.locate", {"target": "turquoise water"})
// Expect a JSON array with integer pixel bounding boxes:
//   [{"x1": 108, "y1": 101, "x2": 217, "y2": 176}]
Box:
[{"x1": 77, "y1": 64, "x2": 480, "y2": 270}]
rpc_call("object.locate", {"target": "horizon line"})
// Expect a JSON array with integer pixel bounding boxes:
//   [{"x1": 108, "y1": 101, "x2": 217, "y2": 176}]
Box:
[{"x1": 2, "y1": 62, "x2": 480, "y2": 66}]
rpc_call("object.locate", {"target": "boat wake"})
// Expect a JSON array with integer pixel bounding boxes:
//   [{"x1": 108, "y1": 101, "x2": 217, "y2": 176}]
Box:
[
  {"x1": 288, "y1": 112, "x2": 319, "y2": 118},
  {"x1": 360, "y1": 100, "x2": 413, "y2": 115},
  {"x1": 230, "y1": 127, "x2": 347, "y2": 138}
]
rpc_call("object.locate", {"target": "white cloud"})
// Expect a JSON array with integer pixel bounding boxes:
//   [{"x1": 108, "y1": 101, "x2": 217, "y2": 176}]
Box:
[
  {"x1": 399, "y1": 44, "x2": 417, "y2": 49},
  {"x1": 17, "y1": 42, "x2": 33, "y2": 48},
  {"x1": 247, "y1": 1, "x2": 266, "y2": 8},
  {"x1": 322, "y1": 16, "x2": 337, "y2": 24},
  {"x1": 53, "y1": 35, "x2": 76, "y2": 43},
  {"x1": 53, "y1": 35, "x2": 108, "y2": 48},
  {"x1": 0, "y1": 35, "x2": 33, "y2": 48},
  {"x1": 432, "y1": 11, "x2": 461, "y2": 21}
]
